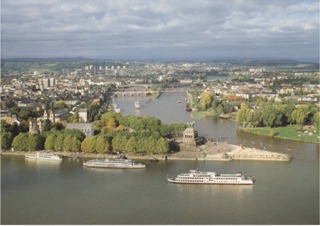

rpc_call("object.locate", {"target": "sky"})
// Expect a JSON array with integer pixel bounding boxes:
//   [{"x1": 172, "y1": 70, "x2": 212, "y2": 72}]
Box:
[{"x1": 1, "y1": 0, "x2": 319, "y2": 61}]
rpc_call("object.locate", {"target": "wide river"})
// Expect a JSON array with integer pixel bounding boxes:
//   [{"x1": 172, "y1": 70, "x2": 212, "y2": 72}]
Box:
[{"x1": 1, "y1": 92, "x2": 319, "y2": 224}]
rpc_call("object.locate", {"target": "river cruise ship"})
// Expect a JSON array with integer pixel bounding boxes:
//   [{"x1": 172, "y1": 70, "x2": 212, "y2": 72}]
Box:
[
  {"x1": 167, "y1": 170, "x2": 254, "y2": 185},
  {"x1": 83, "y1": 158, "x2": 146, "y2": 169},
  {"x1": 25, "y1": 152, "x2": 62, "y2": 161}
]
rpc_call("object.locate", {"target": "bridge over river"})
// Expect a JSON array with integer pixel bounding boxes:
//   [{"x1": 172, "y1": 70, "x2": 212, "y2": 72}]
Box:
[{"x1": 113, "y1": 87, "x2": 189, "y2": 97}]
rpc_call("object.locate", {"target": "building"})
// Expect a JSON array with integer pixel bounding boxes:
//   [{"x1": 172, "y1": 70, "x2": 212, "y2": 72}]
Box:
[
  {"x1": 0, "y1": 113, "x2": 19, "y2": 125},
  {"x1": 66, "y1": 123, "x2": 93, "y2": 137},
  {"x1": 78, "y1": 108, "x2": 88, "y2": 122}
]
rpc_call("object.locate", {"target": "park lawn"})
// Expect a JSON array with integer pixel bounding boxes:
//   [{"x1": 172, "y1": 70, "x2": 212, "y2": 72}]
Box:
[
  {"x1": 191, "y1": 110, "x2": 217, "y2": 118},
  {"x1": 241, "y1": 125, "x2": 320, "y2": 143}
]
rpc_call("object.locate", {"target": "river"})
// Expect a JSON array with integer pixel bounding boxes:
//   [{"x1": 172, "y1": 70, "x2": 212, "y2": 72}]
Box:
[{"x1": 1, "y1": 92, "x2": 319, "y2": 224}]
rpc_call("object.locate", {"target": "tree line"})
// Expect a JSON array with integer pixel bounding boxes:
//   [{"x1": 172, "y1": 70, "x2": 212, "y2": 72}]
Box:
[
  {"x1": 191, "y1": 89, "x2": 235, "y2": 115},
  {"x1": 1, "y1": 112, "x2": 187, "y2": 155},
  {"x1": 236, "y1": 100, "x2": 319, "y2": 129}
]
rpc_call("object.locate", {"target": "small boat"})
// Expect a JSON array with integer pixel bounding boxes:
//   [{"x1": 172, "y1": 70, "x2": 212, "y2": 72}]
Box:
[
  {"x1": 25, "y1": 152, "x2": 62, "y2": 161},
  {"x1": 134, "y1": 101, "x2": 141, "y2": 109},
  {"x1": 83, "y1": 158, "x2": 146, "y2": 169},
  {"x1": 167, "y1": 170, "x2": 254, "y2": 185}
]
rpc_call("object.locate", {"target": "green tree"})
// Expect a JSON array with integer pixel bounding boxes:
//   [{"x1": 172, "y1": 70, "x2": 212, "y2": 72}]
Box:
[
  {"x1": 275, "y1": 103, "x2": 295, "y2": 125},
  {"x1": 200, "y1": 92, "x2": 213, "y2": 111},
  {"x1": 96, "y1": 135, "x2": 110, "y2": 153},
  {"x1": 236, "y1": 102, "x2": 250, "y2": 127},
  {"x1": 42, "y1": 119, "x2": 52, "y2": 132},
  {"x1": 81, "y1": 136, "x2": 96, "y2": 153},
  {"x1": 126, "y1": 137, "x2": 138, "y2": 153},
  {"x1": 18, "y1": 108, "x2": 36, "y2": 120},
  {"x1": 69, "y1": 136, "x2": 81, "y2": 152},
  {"x1": 64, "y1": 129, "x2": 85, "y2": 142},
  {"x1": 12, "y1": 133, "x2": 29, "y2": 151},
  {"x1": 68, "y1": 111, "x2": 79, "y2": 122},
  {"x1": 292, "y1": 106, "x2": 309, "y2": 126},
  {"x1": 260, "y1": 104, "x2": 283, "y2": 128},
  {"x1": 93, "y1": 119, "x2": 106, "y2": 134},
  {"x1": 155, "y1": 138, "x2": 169, "y2": 154},
  {"x1": 27, "y1": 134, "x2": 43, "y2": 151},
  {"x1": 222, "y1": 101, "x2": 233, "y2": 114},
  {"x1": 44, "y1": 134, "x2": 56, "y2": 150},
  {"x1": 54, "y1": 134, "x2": 64, "y2": 151},
  {"x1": 145, "y1": 137, "x2": 157, "y2": 154},
  {"x1": 251, "y1": 110, "x2": 263, "y2": 127},
  {"x1": 55, "y1": 100, "x2": 67, "y2": 109},
  {"x1": 63, "y1": 135, "x2": 73, "y2": 152},
  {"x1": 312, "y1": 112, "x2": 320, "y2": 130},
  {"x1": 111, "y1": 134, "x2": 128, "y2": 152},
  {"x1": 1, "y1": 131, "x2": 13, "y2": 150},
  {"x1": 1, "y1": 120, "x2": 11, "y2": 133},
  {"x1": 11, "y1": 122, "x2": 20, "y2": 137}
]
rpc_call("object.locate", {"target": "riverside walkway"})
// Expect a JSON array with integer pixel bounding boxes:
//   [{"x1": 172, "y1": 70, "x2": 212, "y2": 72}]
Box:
[{"x1": 167, "y1": 141, "x2": 292, "y2": 162}]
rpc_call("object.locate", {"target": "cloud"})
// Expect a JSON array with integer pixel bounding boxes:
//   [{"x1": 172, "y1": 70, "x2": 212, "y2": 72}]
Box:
[{"x1": 1, "y1": 0, "x2": 319, "y2": 60}]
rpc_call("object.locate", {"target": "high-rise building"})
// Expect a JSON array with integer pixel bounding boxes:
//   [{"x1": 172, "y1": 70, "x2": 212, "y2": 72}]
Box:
[{"x1": 49, "y1": 78, "x2": 56, "y2": 87}]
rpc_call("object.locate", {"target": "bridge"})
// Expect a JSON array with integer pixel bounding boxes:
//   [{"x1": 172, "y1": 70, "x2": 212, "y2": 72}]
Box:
[
  {"x1": 113, "y1": 90, "x2": 160, "y2": 97},
  {"x1": 113, "y1": 87, "x2": 189, "y2": 97}
]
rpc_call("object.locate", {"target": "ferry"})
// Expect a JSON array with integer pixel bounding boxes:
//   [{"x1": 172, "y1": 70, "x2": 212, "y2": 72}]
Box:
[
  {"x1": 25, "y1": 152, "x2": 62, "y2": 161},
  {"x1": 134, "y1": 101, "x2": 141, "y2": 109},
  {"x1": 167, "y1": 170, "x2": 254, "y2": 185},
  {"x1": 83, "y1": 158, "x2": 146, "y2": 169}
]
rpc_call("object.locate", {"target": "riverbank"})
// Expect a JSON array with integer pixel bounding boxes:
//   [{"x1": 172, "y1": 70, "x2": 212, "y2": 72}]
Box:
[
  {"x1": 238, "y1": 125, "x2": 320, "y2": 144},
  {"x1": 1, "y1": 141, "x2": 292, "y2": 162}
]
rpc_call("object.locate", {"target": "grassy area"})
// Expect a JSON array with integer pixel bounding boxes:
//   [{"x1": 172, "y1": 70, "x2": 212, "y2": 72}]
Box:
[
  {"x1": 239, "y1": 125, "x2": 320, "y2": 143},
  {"x1": 191, "y1": 110, "x2": 218, "y2": 118}
]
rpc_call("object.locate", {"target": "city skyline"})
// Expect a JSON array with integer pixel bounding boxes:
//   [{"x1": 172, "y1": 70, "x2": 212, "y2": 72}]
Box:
[{"x1": 1, "y1": 0, "x2": 319, "y2": 61}]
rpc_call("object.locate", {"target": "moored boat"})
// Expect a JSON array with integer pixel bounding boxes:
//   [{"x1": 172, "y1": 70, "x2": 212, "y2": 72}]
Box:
[
  {"x1": 83, "y1": 158, "x2": 146, "y2": 169},
  {"x1": 167, "y1": 170, "x2": 254, "y2": 185},
  {"x1": 134, "y1": 101, "x2": 141, "y2": 109},
  {"x1": 25, "y1": 152, "x2": 62, "y2": 161}
]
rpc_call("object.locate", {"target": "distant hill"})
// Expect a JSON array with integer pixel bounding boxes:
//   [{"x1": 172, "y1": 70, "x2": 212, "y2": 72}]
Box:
[
  {"x1": 1, "y1": 56, "x2": 89, "y2": 63},
  {"x1": 1, "y1": 57, "x2": 318, "y2": 73}
]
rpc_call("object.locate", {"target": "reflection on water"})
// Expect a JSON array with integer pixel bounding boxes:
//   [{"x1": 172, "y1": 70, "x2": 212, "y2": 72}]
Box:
[
  {"x1": 83, "y1": 166, "x2": 146, "y2": 174},
  {"x1": 172, "y1": 183, "x2": 253, "y2": 194},
  {"x1": 24, "y1": 158, "x2": 62, "y2": 168}
]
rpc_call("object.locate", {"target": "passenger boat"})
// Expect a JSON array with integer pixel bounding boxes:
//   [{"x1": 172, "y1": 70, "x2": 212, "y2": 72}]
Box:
[
  {"x1": 134, "y1": 101, "x2": 141, "y2": 109},
  {"x1": 167, "y1": 170, "x2": 254, "y2": 185},
  {"x1": 25, "y1": 152, "x2": 62, "y2": 161},
  {"x1": 83, "y1": 158, "x2": 146, "y2": 169}
]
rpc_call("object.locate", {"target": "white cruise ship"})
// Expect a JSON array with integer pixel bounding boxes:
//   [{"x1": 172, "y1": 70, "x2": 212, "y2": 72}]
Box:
[
  {"x1": 167, "y1": 170, "x2": 254, "y2": 185},
  {"x1": 25, "y1": 152, "x2": 62, "y2": 161},
  {"x1": 83, "y1": 158, "x2": 146, "y2": 169}
]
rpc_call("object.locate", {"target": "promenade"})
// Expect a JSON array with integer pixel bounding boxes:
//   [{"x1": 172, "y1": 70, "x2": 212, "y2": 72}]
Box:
[
  {"x1": 166, "y1": 141, "x2": 291, "y2": 162},
  {"x1": 1, "y1": 141, "x2": 291, "y2": 162}
]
